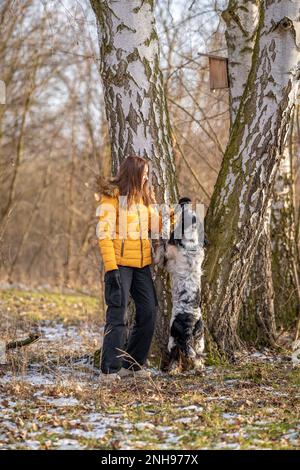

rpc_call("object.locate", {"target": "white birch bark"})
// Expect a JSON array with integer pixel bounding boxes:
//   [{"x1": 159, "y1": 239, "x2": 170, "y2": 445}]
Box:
[
  {"x1": 202, "y1": 0, "x2": 300, "y2": 359},
  {"x1": 222, "y1": 0, "x2": 259, "y2": 126},
  {"x1": 90, "y1": 0, "x2": 177, "y2": 200},
  {"x1": 90, "y1": 0, "x2": 179, "y2": 364},
  {"x1": 240, "y1": 201, "x2": 277, "y2": 346},
  {"x1": 223, "y1": 0, "x2": 276, "y2": 346}
]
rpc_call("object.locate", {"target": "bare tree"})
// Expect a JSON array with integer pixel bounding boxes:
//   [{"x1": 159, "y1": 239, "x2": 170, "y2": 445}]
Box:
[{"x1": 0, "y1": 0, "x2": 105, "y2": 292}]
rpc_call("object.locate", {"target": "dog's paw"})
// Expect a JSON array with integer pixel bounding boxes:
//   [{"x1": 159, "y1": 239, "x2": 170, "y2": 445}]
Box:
[
  {"x1": 192, "y1": 357, "x2": 206, "y2": 375},
  {"x1": 168, "y1": 363, "x2": 182, "y2": 376},
  {"x1": 180, "y1": 354, "x2": 205, "y2": 374},
  {"x1": 152, "y1": 241, "x2": 165, "y2": 267}
]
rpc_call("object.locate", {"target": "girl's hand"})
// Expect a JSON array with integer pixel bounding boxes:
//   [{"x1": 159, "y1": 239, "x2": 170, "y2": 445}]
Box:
[{"x1": 104, "y1": 269, "x2": 122, "y2": 307}]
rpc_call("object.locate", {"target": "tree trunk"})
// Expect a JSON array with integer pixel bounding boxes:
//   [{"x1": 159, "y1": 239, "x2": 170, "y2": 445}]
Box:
[
  {"x1": 223, "y1": 0, "x2": 277, "y2": 347},
  {"x1": 64, "y1": 104, "x2": 76, "y2": 287},
  {"x1": 202, "y1": 0, "x2": 300, "y2": 360},
  {"x1": 271, "y1": 116, "x2": 300, "y2": 328},
  {"x1": 222, "y1": 0, "x2": 259, "y2": 126},
  {"x1": 239, "y1": 201, "x2": 277, "y2": 346},
  {"x1": 90, "y1": 0, "x2": 178, "y2": 366}
]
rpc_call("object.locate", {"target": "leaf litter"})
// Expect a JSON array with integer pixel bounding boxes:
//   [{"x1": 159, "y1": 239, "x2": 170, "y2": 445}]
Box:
[{"x1": 0, "y1": 288, "x2": 299, "y2": 450}]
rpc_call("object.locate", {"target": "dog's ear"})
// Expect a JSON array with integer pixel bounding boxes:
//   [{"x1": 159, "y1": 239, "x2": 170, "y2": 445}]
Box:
[
  {"x1": 168, "y1": 230, "x2": 176, "y2": 245},
  {"x1": 178, "y1": 197, "x2": 192, "y2": 206},
  {"x1": 168, "y1": 230, "x2": 181, "y2": 246}
]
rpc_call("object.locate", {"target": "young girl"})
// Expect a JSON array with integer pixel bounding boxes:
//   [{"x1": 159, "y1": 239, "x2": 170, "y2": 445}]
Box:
[{"x1": 96, "y1": 155, "x2": 163, "y2": 382}]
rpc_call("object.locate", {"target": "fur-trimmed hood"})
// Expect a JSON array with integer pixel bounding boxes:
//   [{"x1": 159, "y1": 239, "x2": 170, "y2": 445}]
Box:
[{"x1": 94, "y1": 175, "x2": 119, "y2": 201}]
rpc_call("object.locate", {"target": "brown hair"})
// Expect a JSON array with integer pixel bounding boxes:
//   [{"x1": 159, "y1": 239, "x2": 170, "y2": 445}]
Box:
[{"x1": 102, "y1": 155, "x2": 156, "y2": 207}]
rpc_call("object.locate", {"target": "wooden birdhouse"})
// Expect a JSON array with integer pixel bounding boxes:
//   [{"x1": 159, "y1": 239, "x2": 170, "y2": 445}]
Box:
[
  {"x1": 208, "y1": 56, "x2": 229, "y2": 90},
  {"x1": 198, "y1": 52, "x2": 229, "y2": 91}
]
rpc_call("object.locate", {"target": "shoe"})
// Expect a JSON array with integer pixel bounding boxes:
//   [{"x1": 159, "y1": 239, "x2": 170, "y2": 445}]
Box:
[
  {"x1": 118, "y1": 367, "x2": 152, "y2": 379},
  {"x1": 97, "y1": 372, "x2": 121, "y2": 383}
]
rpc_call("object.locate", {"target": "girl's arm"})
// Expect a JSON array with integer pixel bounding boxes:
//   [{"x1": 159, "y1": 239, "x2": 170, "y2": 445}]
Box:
[{"x1": 97, "y1": 194, "x2": 118, "y2": 272}]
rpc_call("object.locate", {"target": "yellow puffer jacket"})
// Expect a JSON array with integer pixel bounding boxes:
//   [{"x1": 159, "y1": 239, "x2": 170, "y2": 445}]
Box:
[{"x1": 97, "y1": 184, "x2": 163, "y2": 272}]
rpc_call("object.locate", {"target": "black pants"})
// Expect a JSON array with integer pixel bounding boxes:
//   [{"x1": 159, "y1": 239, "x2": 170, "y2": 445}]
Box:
[{"x1": 101, "y1": 265, "x2": 158, "y2": 374}]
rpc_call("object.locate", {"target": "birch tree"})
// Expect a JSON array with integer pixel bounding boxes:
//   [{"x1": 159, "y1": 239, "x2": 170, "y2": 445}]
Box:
[
  {"x1": 223, "y1": 0, "x2": 300, "y2": 346},
  {"x1": 89, "y1": 0, "x2": 178, "y2": 364},
  {"x1": 271, "y1": 122, "x2": 300, "y2": 329},
  {"x1": 202, "y1": 0, "x2": 300, "y2": 359},
  {"x1": 222, "y1": 0, "x2": 276, "y2": 347}
]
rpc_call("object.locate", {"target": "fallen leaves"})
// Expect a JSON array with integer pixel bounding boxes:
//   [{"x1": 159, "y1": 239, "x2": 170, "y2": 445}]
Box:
[{"x1": 0, "y1": 288, "x2": 299, "y2": 450}]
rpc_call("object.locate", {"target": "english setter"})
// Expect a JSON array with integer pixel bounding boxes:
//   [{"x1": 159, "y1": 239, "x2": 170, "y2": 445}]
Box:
[{"x1": 153, "y1": 197, "x2": 205, "y2": 373}]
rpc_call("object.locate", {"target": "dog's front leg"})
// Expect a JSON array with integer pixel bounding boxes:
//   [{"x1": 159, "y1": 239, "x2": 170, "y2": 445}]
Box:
[{"x1": 152, "y1": 238, "x2": 166, "y2": 268}]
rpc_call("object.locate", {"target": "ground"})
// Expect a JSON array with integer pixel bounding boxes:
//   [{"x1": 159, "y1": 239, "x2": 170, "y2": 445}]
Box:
[{"x1": 0, "y1": 287, "x2": 299, "y2": 450}]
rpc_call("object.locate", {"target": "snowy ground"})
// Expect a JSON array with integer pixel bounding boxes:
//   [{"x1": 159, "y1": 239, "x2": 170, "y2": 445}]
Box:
[{"x1": 0, "y1": 288, "x2": 299, "y2": 450}]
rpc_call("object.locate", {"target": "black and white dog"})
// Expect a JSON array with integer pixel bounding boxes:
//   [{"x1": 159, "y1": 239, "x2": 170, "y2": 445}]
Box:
[{"x1": 153, "y1": 197, "x2": 205, "y2": 373}]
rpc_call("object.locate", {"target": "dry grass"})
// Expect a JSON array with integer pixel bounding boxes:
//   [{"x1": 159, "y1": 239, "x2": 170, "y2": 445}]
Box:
[{"x1": 0, "y1": 288, "x2": 299, "y2": 450}]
